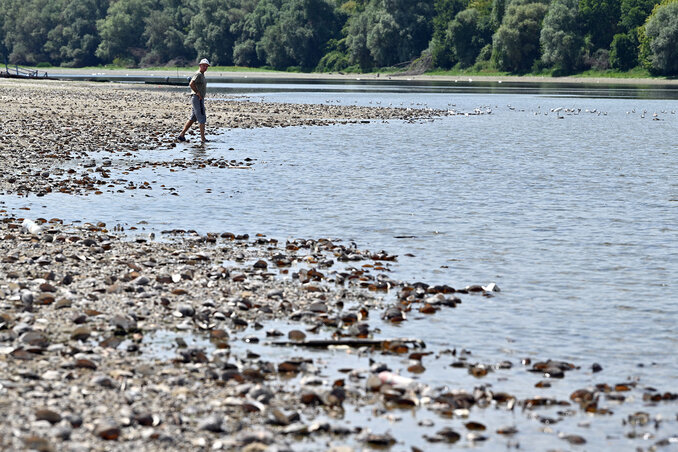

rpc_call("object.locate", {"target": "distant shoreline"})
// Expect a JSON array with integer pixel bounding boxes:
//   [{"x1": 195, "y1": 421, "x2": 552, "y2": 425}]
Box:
[{"x1": 25, "y1": 66, "x2": 678, "y2": 86}]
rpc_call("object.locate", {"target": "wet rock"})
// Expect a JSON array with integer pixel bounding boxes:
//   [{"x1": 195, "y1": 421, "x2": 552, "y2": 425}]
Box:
[
  {"x1": 21, "y1": 331, "x2": 49, "y2": 349},
  {"x1": 52, "y1": 425, "x2": 72, "y2": 440},
  {"x1": 308, "y1": 301, "x2": 327, "y2": 313},
  {"x1": 364, "y1": 433, "x2": 396, "y2": 446},
  {"x1": 464, "y1": 285, "x2": 485, "y2": 292},
  {"x1": 382, "y1": 306, "x2": 406, "y2": 322},
  {"x1": 530, "y1": 359, "x2": 575, "y2": 378},
  {"x1": 288, "y1": 330, "x2": 306, "y2": 341},
  {"x1": 64, "y1": 414, "x2": 83, "y2": 428},
  {"x1": 366, "y1": 374, "x2": 382, "y2": 391},
  {"x1": 20, "y1": 290, "x2": 34, "y2": 311},
  {"x1": 14, "y1": 322, "x2": 34, "y2": 335},
  {"x1": 111, "y1": 314, "x2": 137, "y2": 333},
  {"x1": 39, "y1": 283, "x2": 57, "y2": 292},
  {"x1": 237, "y1": 429, "x2": 275, "y2": 446},
  {"x1": 469, "y1": 364, "x2": 490, "y2": 378},
  {"x1": 22, "y1": 436, "x2": 53, "y2": 452},
  {"x1": 426, "y1": 427, "x2": 461, "y2": 443},
  {"x1": 133, "y1": 275, "x2": 150, "y2": 286},
  {"x1": 300, "y1": 391, "x2": 323, "y2": 406},
  {"x1": 71, "y1": 326, "x2": 91, "y2": 341},
  {"x1": 177, "y1": 348, "x2": 208, "y2": 363},
  {"x1": 74, "y1": 358, "x2": 97, "y2": 370},
  {"x1": 628, "y1": 411, "x2": 650, "y2": 426},
  {"x1": 497, "y1": 426, "x2": 518, "y2": 435},
  {"x1": 36, "y1": 293, "x2": 56, "y2": 305},
  {"x1": 465, "y1": 421, "x2": 486, "y2": 431},
  {"x1": 467, "y1": 432, "x2": 488, "y2": 442},
  {"x1": 198, "y1": 414, "x2": 224, "y2": 433},
  {"x1": 175, "y1": 304, "x2": 195, "y2": 317},
  {"x1": 559, "y1": 433, "x2": 586, "y2": 445},
  {"x1": 266, "y1": 289, "x2": 283, "y2": 299},
  {"x1": 91, "y1": 375, "x2": 116, "y2": 389},
  {"x1": 95, "y1": 419, "x2": 121, "y2": 440},
  {"x1": 35, "y1": 409, "x2": 61, "y2": 424},
  {"x1": 282, "y1": 422, "x2": 309, "y2": 435}
]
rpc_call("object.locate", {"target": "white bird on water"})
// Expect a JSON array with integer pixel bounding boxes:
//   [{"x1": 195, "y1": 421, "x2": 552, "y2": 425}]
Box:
[{"x1": 552, "y1": 107, "x2": 564, "y2": 118}]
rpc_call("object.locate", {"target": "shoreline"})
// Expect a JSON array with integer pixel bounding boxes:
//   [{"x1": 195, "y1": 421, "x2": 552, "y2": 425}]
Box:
[
  {"x1": 2, "y1": 78, "x2": 678, "y2": 451},
  {"x1": 0, "y1": 78, "x2": 444, "y2": 197},
  {"x1": 17, "y1": 66, "x2": 678, "y2": 86},
  {"x1": 2, "y1": 218, "x2": 677, "y2": 451}
]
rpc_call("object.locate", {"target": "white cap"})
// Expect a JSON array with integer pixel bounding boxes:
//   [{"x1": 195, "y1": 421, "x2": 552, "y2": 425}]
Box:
[{"x1": 199, "y1": 58, "x2": 210, "y2": 66}]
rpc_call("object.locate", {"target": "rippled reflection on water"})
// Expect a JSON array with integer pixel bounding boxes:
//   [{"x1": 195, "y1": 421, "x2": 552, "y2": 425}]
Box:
[{"x1": 3, "y1": 81, "x2": 677, "y2": 450}]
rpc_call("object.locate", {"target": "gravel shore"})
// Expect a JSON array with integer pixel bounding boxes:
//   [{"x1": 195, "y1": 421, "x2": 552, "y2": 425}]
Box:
[
  {"x1": 0, "y1": 79, "x2": 443, "y2": 196},
  {"x1": 2, "y1": 78, "x2": 677, "y2": 451}
]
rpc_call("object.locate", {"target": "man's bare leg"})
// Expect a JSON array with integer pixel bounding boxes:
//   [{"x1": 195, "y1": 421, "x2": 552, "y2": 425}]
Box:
[
  {"x1": 199, "y1": 123, "x2": 207, "y2": 143},
  {"x1": 178, "y1": 119, "x2": 194, "y2": 140}
]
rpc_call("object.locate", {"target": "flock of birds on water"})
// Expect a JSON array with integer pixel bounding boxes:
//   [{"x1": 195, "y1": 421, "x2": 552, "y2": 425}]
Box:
[
  {"x1": 309, "y1": 97, "x2": 676, "y2": 120},
  {"x1": 252, "y1": 93, "x2": 676, "y2": 121},
  {"x1": 362, "y1": 101, "x2": 676, "y2": 121}
]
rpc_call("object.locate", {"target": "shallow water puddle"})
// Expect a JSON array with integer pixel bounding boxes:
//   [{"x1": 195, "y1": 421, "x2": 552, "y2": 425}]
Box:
[{"x1": 121, "y1": 329, "x2": 216, "y2": 360}]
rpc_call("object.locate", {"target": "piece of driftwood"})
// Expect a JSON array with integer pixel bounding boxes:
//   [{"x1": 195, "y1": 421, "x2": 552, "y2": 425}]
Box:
[{"x1": 269, "y1": 338, "x2": 425, "y2": 349}]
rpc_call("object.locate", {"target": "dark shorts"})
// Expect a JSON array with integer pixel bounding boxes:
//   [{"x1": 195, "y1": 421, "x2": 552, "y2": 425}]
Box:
[{"x1": 189, "y1": 95, "x2": 206, "y2": 124}]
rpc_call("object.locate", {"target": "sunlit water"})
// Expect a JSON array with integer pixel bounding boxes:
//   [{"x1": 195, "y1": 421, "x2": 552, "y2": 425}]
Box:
[{"x1": 2, "y1": 80, "x2": 677, "y2": 450}]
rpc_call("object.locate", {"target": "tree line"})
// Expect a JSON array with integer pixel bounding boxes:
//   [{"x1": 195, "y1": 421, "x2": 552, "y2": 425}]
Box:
[{"x1": 1, "y1": 0, "x2": 677, "y2": 76}]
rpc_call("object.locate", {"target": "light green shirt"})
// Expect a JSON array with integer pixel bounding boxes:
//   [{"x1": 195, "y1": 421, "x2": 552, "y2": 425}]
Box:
[{"x1": 191, "y1": 71, "x2": 206, "y2": 99}]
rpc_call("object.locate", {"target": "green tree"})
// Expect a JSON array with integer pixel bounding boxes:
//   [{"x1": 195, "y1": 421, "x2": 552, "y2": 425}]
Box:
[
  {"x1": 365, "y1": 8, "x2": 399, "y2": 66},
  {"x1": 346, "y1": 0, "x2": 434, "y2": 69},
  {"x1": 185, "y1": 0, "x2": 250, "y2": 66},
  {"x1": 232, "y1": 39, "x2": 258, "y2": 66},
  {"x1": 540, "y1": 0, "x2": 583, "y2": 73},
  {"x1": 256, "y1": 0, "x2": 341, "y2": 70},
  {"x1": 579, "y1": 0, "x2": 621, "y2": 50},
  {"x1": 386, "y1": 0, "x2": 435, "y2": 63},
  {"x1": 620, "y1": 0, "x2": 660, "y2": 30},
  {"x1": 492, "y1": 0, "x2": 549, "y2": 72},
  {"x1": 227, "y1": 0, "x2": 258, "y2": 66},
  {"x1": 142, "y1": 0, "x2": 195, "y2": 65},
  {"x1": 641, "y1": 0, "x2": 678, "y2": 74},
  {"x1": 96, "y1": 0, "x2": 154, "y2": 64},
  {"x1": 0, "y1": 0, "x2": 7, "y2": 62},
  {"x1": 345, "y1": 8, "x2": 373, "y2": 69},
  {"x1": 447, "y1": 8, "x2": 492, "y2": 67},
  {"x1": 234, "y1": 0, "x2": 284, "y2": 66},
  {"x1": 44, "y1": 0, "x2": 107, "y2": 67},
  {"x1": 315, "y1": 42, "x2": 351, "y2": 71},
  {"x1": 609, "y1": 32, "x2": 637, "y2": 69},
  {"x1": 430, "y1": 0, "x2": 469, "y2": 68},
  {"x1": 613, "y1": 0, "x2": 659, "y2": 69},
  {"x1": 490, "y1": 0, "x2": 508, "y2": 26},
  {"x1": 2, "y1": 0, "x2": 61, "y2": 64}
]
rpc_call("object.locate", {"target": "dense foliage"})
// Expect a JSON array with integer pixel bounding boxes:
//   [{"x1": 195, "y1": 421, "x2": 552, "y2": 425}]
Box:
[{"x1": 1, "y1": 0, "x2": 676, "y2": 75}]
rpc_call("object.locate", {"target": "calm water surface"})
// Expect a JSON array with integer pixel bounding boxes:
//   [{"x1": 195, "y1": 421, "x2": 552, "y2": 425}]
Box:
[{"x1": 3, "y1": 80, "x2": 677, "y2": 450}]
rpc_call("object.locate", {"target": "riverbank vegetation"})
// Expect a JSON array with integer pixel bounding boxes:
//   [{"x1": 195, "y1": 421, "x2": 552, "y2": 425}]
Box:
[{"x1": 1, "y1": 0, "x2": 677, "y2": 77}]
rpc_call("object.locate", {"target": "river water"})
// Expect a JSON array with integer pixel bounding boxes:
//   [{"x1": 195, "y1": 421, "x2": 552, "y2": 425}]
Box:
[{"x1": 3, "y1": 79, "x2": 677, "y2": 450}]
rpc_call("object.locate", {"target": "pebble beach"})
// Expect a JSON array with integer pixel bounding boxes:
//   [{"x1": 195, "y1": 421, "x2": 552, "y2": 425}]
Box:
[{"x1": 1, "y1": 78, "x2": 677, "y2": 452}]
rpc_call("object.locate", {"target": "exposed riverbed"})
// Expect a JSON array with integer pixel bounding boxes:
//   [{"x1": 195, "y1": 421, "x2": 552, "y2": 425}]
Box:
[{"x1": 1, "y1": 77, "x2": 677, "y2": 451}]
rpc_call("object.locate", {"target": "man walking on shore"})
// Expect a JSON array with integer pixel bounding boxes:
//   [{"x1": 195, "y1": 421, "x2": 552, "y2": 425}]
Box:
[{"x1": 177, "y1": 58, "x2": 210, "y2": 143}]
